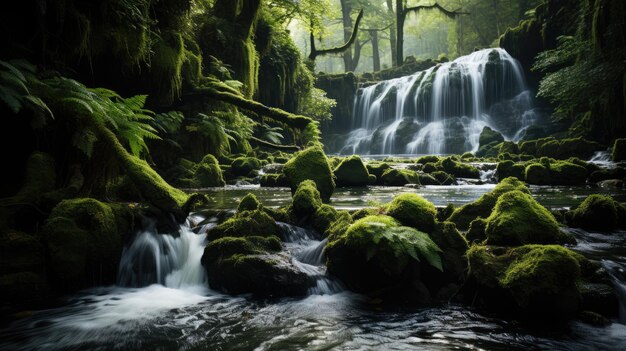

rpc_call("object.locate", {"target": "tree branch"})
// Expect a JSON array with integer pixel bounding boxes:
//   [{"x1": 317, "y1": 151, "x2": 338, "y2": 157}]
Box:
[
  {"x1": 249, "y1": 136, "x2": 301, "y2": 152},
  {"x1": 403, "y1": 3, "x2": 468, "y2": 18},
  {"x1": 308, "y1": 9, "x2": 365, "y2": 60}
]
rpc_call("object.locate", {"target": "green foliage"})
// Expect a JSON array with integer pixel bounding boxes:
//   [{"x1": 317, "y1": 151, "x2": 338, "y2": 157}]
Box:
[
  {"x1": 0, "y1": 60, "x2": 52, "y2": 127},
  {"x1": 185, "y1": 112, "x2": 240, "y2": 156},
  {"x1": 258, "y1": 123, "x2": 284, "y2": 144},
  {"x1": 300, "y1": 87, "x2": 336, "y2": 121}
]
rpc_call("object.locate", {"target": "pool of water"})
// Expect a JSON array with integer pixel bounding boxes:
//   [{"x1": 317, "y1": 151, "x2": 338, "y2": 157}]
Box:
[{"x1": 196, "y1": 184, "x2": 626, "y2": 211}]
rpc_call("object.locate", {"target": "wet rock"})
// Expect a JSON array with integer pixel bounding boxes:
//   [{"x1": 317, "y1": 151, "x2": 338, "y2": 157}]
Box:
[
  {"x1": 334, "y1": 155, "x2": 373, "y2": 187},
  {"x1": 283, "y1": 146, "x2": 335, "y2": 202}
]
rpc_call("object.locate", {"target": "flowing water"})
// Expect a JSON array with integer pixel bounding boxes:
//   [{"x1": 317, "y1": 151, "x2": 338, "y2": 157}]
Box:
[
  {"x1": 2, "y1": 182, "x2": 626, "y2": 350},
  {"x1": 338, "y1": 48, "x2": 541, "y2": 155}
]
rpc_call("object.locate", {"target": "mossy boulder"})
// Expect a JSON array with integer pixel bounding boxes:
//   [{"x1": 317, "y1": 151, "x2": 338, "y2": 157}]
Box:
[
  {"x1": 565, "y1": 194, "x2": 626, "y2": 231},
  {"x1": 334, "y1": 155, "x2": 372, "y2": 186},
  {"x1": 201, "y1": 236, "x2": 312, "y2": 297},
  {"x1": 466, "y1": 245, "x2": 582, "y2": 320},
  {"x1": 193, "y1": 154, "x2": 225, "y2": 187},
  {"x1": 43, "y1": 198, "x2": 122, "y2": 291},
  {"x1": 237, "y1": 193, "x2": 260, "y2": 212},
  {"x1": 524, "y1": 163, "x2": 550, "y2": 185},
  {"x1": 385, "y1": 193, "x2": 437, "y2": 233},
  {"x1": 326, "y1": 215, "x2": 443, "y2": 299},
  {"x1": 312, "y1": 204, "x2": 338, "y2": 233},
  {"x1": 479, "y1": 127, "x2": 504, "y2": 148},
  {"x1": 230, "y1": 157, "x2": 261, "y2": 177},
  {"x1": 207, "y1": 209, "x2": 279, "y2": 241},
  {"x1": 283, "y1": 146, "x2": 335, "y2": 202},
  {"x1": 485, "y1": 191, "x2": 574, "y2": 246},
  {"x1": 466, "y1": 218, "x2": 487, "y2": 242},
  {"x1": 448, "y1": 177, "x2": 530, "y2": 230},
  {"x1": 292, "y1": 180, "x2": 323, "y2": 217},
  {"x1": 259, "y1": 173, "x2": 289, "y2": 187},
  {"x1": 431, "y1": 171, "x2": 456, "y2": 185},
  {"x1": 417, "y1": 173, "x2": 440, "y2": 185},
  {"x1": 325, "y1": 210, "x2": 354, "y2": 240},
  {"x1": 496, "y1": 161, "x2": 525, "y2": 181},
  {"x1": 439, "y1": 157, "x2": 480, "y2": 178},
  {"x1": 499, "y1": 141, "x2": 519, "y2": 155},
  {"x1": 416, "y1": 155, "x2": 441, "y2": 165},
  {"x1": 366, "y1": 162, "x2": 391, "y2": 181},
  {"x1": 380, "y1": 168, "x2": 419, "y2": 186},
  {"x1": 548, "y1": 161, "x2": 588, "y2": 185},
  {"x1": 429, "y1": 222, "x2": 469, "y2": 292}
]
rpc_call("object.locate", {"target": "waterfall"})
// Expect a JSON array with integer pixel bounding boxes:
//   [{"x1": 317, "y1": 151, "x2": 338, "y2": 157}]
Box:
[
  {"x1": 117, "y1": 223, "x2": 208, "y2": 288},
  {"x1": 339, "y1": 48, "x2": 539, "y2": 155}
]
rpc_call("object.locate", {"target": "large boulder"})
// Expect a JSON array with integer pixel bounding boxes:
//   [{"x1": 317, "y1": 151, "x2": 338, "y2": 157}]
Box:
[
  {"x1": 467, "y1": 244, "x2": 583, "y2": 321},
  {"x1": 292, "y1": 180, "x2": 323, "y2": 217},
  {"x1": 385, "y1": 193, "x2": 437, "y2": 233},
  {"x1": 565, "y1": 194, "x2": 626, "y2": 231},
  {"x1": 496, "y1": 160, "x2": 525, "y2": 181},
  {"x1": 479, "y1": 127, "x2": 504, "y2": 149},
  {"x1": 439, "y1": 157, "x2": 480, "y2": 178},
  {"x1": 326, "y1": 215, "x2": 443, "y2": 302},
  {"x1": 612, "y1": 138, "x2": 626, "y2": 161},
  {"x1": 207, "y1": 209, "x2": 279, "y2": 241},
  {"x1": 230, "y1": 156, "x2": 262, "y2": 177},
  {"x1": 334, "y1": 155, "x2": 373, "y2": 186},
  {"x1": 448, "y1": 177, "x2": 529, "y2": 230},
  {"x1": 193, "y1": 154, "x2": 225, "y2": 187},
  {"x1": 380, "y1": 168, "x2": 419, "y2": 186},
  {"x1": 42, "y1": 198, "x2": 122, "y2": 291},
  {"x1": 201, "y1": 236, "x2": 312, "y2": 297},
  {"x1": 485, "y1": 190, "x2": 574, "y2": 246},
  {"x1": 283, "y1": 146, "x2": 335, "y2": 202}
]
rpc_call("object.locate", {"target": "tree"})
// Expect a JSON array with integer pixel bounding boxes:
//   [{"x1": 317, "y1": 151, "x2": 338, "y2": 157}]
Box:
[
  {"x1": 394, "y1": 1, "x2": 466, "y2": 67},
  {"x1": 308, "y1": 9, "x2": 365, "y2": 62}
]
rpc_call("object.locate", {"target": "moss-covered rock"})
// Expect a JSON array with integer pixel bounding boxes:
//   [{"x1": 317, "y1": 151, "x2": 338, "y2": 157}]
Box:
[
  {"x1": 479, "y1": 127, "x2": 504, "y2": 148},
  {"x1": 466, "y1": 218, "x2": 487, "y2": 243},
  {"x1": 312, "y1": 204, "x2": 338, "y2": 233},
  {"x1": 326, "y1": 215, "x2": 443, "y2": 296},
  {"x1": 431, "y1": 171, "x2": 456, "y2": 185},
  {"x1": 439, "y1": 157, "x2": 480, "y2": 178},
  {"x1": 524, "y1": 162, "x2": 550, "y2": 185},
  {"x1": 436, "y1": 203, "x2": 455, "y2": 222},
  {"x1": 612, "y1": 138, "x2": 626, "y2": 161},
  {"x1": 525, "y1": 160, "x2": 589, "y2": 185},
  {"x1": 385, "y1": 193, "x2": 437, "y2": 233},
  {"x1": 283, "y1": 146, "x2": 335, "y2": 202},
  {"x1": 43, "y1": 198, "x2": 122, "y2": 291},
  {"x1": 499, "y1": 141, "x2": 519, "y2": 155},
  {"x1": 429, "y1": 222, "x2": 469, "y2": 291},
  {"x1": 366, "y1": 162, "x2": 391, "y2": 182},
  {"x1": 201, "y1": 235, "x2": 312, "y2": 297},
  {"x1": 207, "y1": 209, "x2": 279, "y2": 241},
  {"x1": 416, "y1": 155, "x2": 441, "y2": 165},
  {"x1": 325, "y1": 210, "x2": 353, "y2": 240},
  {"x1": 259, "y1": 173, "x2": 289, "y2": 187},
  {"x1": 448, "y1": 177, "x2": 530, "y2": 230},
  {"x1": 238, "y1": 193, "x2": 260, "y2": 212},
  {"x1": 193, "y1": 154, "x2": 225, "y2": 187},
  {"x1": 380, "y1": 168, "x2": 419, "y2": 186},
  {"x1": 565, "y1": 194, "x2": 626, "y2": 231},
  {"x1": 230, "y1": 157, "x2": 261, "y2": 177},
  {"x1": 292, "y1": 180, "x2": 322, "y2": 217},
  {"x1": 496, "y1": 160, "x2": 525, "y2": 181},
  {"x1": 417, "y1": 173, "x2": 440, "y2": 185},
  {"x1": 334, "y1": 155, "x2": 372, "y2": 186},
  {"x1": 466, "y1": 244, "x2": 582, "y2": 320},
  {"x1": 485, "y1": 191, "x2": 573, "y2": 246}
]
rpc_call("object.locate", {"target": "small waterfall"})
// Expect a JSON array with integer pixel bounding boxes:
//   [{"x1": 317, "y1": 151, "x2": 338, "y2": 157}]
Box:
[
  {"x1": 277, "y1": 222, "x2": 343, "y2": 295},
  {"x1": 339, "y1": 48, "x2": 540, "y2": 155},
  {"x1": 603, "y1": 260, "x2": 626, "y2": 324},
  {"x1": 117, "y1": 223, "x2": 207, "y2": 288}
]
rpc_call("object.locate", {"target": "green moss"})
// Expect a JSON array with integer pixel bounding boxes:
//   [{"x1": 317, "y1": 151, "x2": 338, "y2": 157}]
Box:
[
  {"x1": 325, "y1": 210, "x2": 354, "y2": 241},
  {"x1": 422, "y1": 162, "x2": 441, "y2": 173},
  {"x1": 351, "y1": 207, "x2": 380, "y2": 221},
  {"x1": 612, "y1": 138, "x2": 626, "y2": 161},
  {"x1": 380, "y1": 168, "x2": 419, "y2": 186},
  {"x1": 566, "y1": 194, "x2": 625, "y2": 231},
  {"x1": 151, "y1": 31, "x2": 185, "y2": 104},
  {"x1": 548, "y1": 161, "x2": 588, "y2": 185},
  {"x1": 326, "y1": 215, "x2": 443, "y2": 292},
  {"x1": 485, "y1": 191, "x2": 573, "y2": 246},
  {"x1": 466, "y1": 244, "x2": 582, "y2": 319},
  {"x1": 431, "y1": 171, "x2": 455, "y2": 185},
  {"x1": 436, "y1": 203, "x2": 455, "y2": 222},
  {"x1": 334, "y1": 155, "x2": 371, "y2": 186},
  {"x1": 439, "y1": 157, "x2": 480, "y2": 178},
  {"x1": 417, "y1": 173, "x2": 440, "y2": 185},
  {"x1": 366, "y1": 162, "x2": 391, "y2": 181},
  {"x1": 385, "y1": 193, "x2": 437, "y2": 233},
  {"x1": 43, "y1": 198, "x2": 121, "y2": 291},
  {"x1": 498, "y1": 141, "x2": 519, "y2": 155},
  {"x1": 497, "y1": 160, "x2": 525, "y2": 181},
  {"x1": 259, "y1": 173, "x2": 288, "y2": 187},
  {"x1": 238, "y1": 193, "x2": 260, "y2": 213},
  {"x1": 283, "y1": 146, "x2": 335, "y2": 202},
  {"x1": 416, "y1": 155, "x2": 441, "y2": 164},
  {"x1": 479, "y1": 127, "x2": 504, "y2": 148},
  {"x1": 312, "y1": 204, "x2": 338, "y2": 233},
  {"x1": 193, "y1": 163, "x2": 226, "y2": 187},
  {"x1": 448, "y1": 177, "x2": 530, "y2": 230},
  {"x1": 230, "y1": 157, "x2": 261, "y2": 177},
  {"x1": 207, "y1": 209, "x2": 278, "y2": 241},
  {"x1": 292, "y1": 180, "x2": 322, "y2": 217},
  {"x1": 524, "y1": 163, "x2": 550, "y2": 185}
]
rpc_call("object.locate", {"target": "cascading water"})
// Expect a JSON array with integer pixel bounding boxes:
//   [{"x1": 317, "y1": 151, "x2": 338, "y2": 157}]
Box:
[{"x1": 339, "y1": 48, "x2": 541, "y2": 155}]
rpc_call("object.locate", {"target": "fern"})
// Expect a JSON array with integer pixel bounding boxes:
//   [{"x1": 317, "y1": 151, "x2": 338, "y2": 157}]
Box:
[
  {"x1": 258, "y1": 123, "x2": 284, "y2": 144},
  {"x1": 0, "y1": 60, "x2": 53, "y2": 125},
  {"x1": 152, "y1": 110, "x2": 184, "y2": 134}
]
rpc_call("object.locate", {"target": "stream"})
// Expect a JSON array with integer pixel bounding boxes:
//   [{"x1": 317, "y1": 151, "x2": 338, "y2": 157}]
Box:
[{"x1": 1, "y1": 184, "x2": 626, "y2": 350}]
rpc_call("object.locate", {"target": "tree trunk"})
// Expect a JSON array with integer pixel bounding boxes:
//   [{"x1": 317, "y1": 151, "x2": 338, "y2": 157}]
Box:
[
  {"x1": 340, "y1": 0, "x2": 354, "y2": 71},
  {"x1": 370, "y1": 30, "x2": 381, "y2": 71},
  {"x1": 395, "y1": 0, "x2": 404, "y2": 67},
  {"x1": 386, "y1": 0, "x2": 397, "y2": 67}
]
